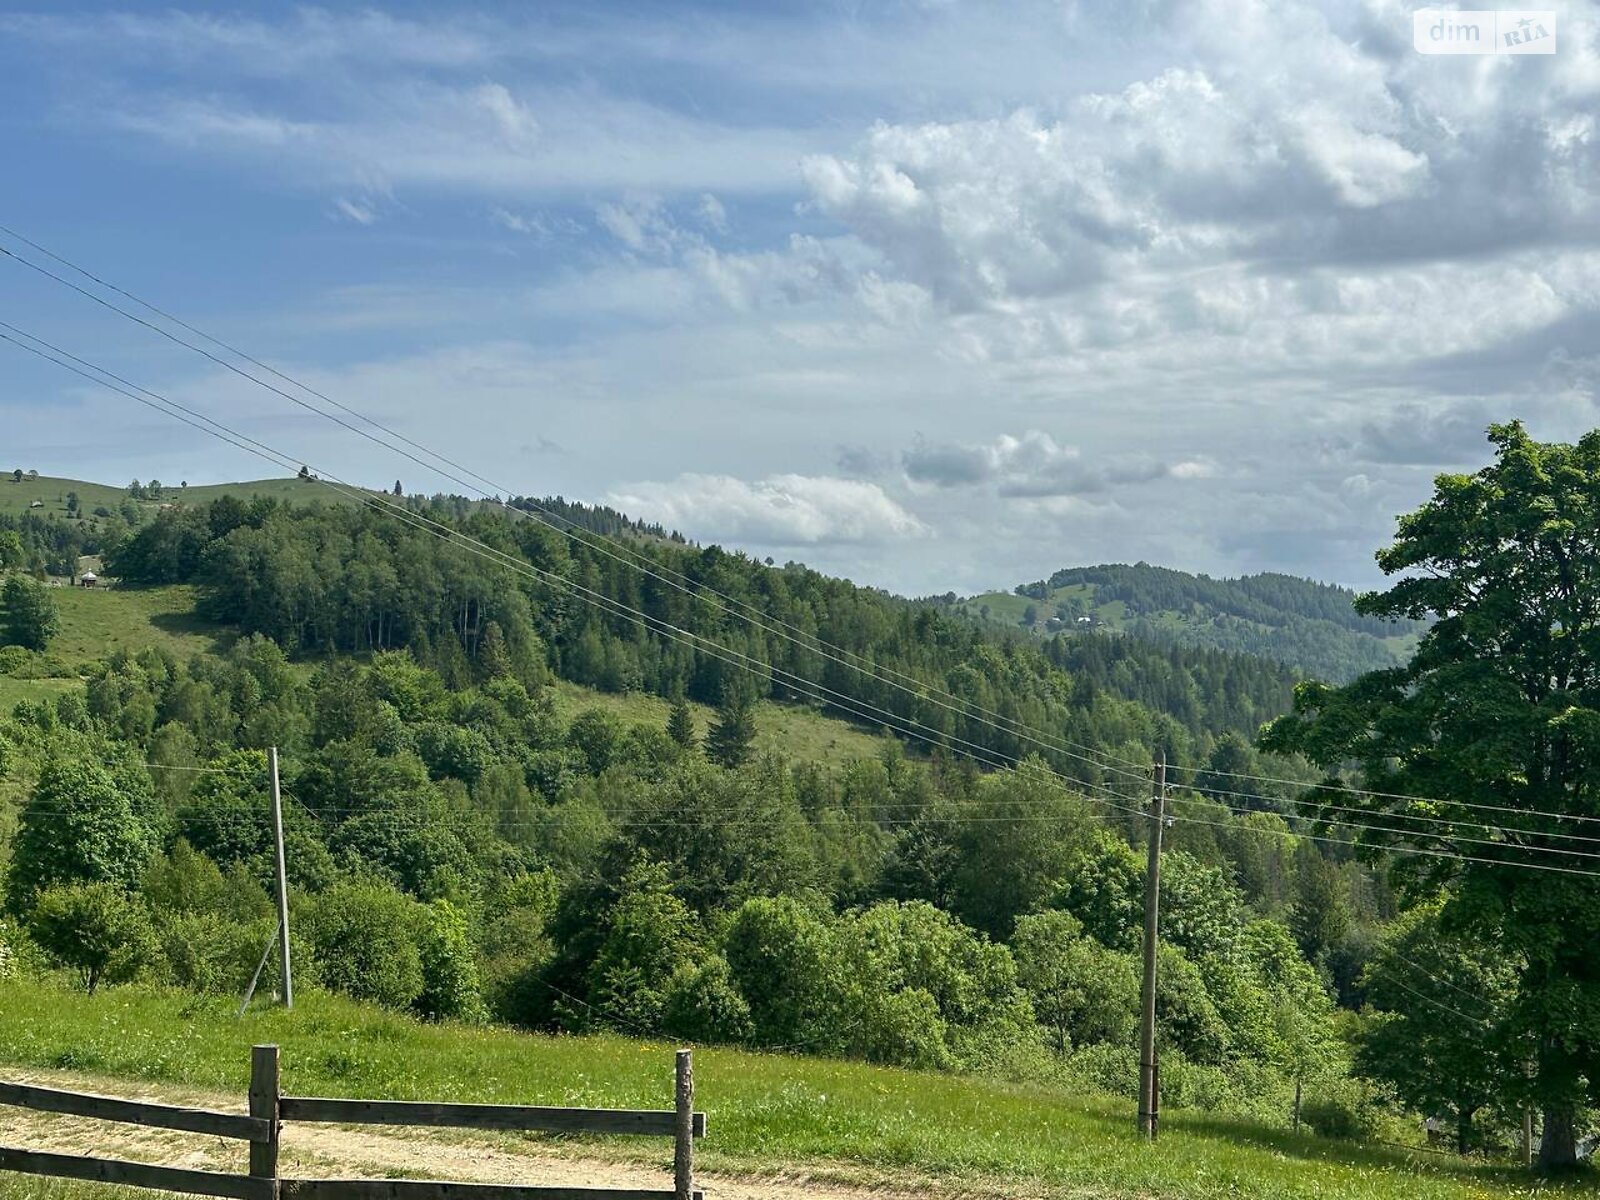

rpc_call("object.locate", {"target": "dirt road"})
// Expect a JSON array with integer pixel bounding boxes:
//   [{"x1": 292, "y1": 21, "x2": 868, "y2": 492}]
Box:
[{"x1": 0, "y1": 1067, "x2": 996, "y2": 1200}]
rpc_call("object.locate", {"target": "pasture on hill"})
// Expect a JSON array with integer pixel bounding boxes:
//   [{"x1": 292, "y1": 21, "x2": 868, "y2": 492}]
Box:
[{"x1": 0, "y1": 979, "x2": 1580, "y2": 1200}]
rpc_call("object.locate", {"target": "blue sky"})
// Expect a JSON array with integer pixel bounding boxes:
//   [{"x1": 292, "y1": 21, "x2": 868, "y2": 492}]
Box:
[{"x1": 2, "y1": 1, "x2": 1599, "y2": 594}]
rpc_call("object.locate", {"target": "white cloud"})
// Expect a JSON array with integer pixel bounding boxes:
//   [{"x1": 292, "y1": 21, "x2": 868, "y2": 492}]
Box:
[
  {"x1": 904, "y1": 431, "x2": 1203, "y2": 497},
  {"x1": 604, "y1": 474, "x2": 928, "y2": 545},
  {"x1": 332, "y1": 197, "x2": 379, "y2": 226}
]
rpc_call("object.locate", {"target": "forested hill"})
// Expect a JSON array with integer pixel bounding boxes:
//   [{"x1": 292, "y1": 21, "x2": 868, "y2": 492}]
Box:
[
  {"x1": 43, "y1": 484, "x2": 1308, "y2": 773},
  {"x1": 955, "y1": 563, "x2": 1425, "y2": 683}
]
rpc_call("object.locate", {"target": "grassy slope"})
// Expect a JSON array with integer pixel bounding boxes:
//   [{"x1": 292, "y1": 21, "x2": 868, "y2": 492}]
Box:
[
  {"x1": 2, "y1": 582, "x2": 887, "y2": 771},
  {"x1": 960, "y1": 583, "x2": 1418, "y2": 670},
  {"x1": 0, "y1": 474, "x2": 364, "y2": 525},
  {"x1": 548, "y1": 680, "x2": 888, "y2": 766},
  {"x1": 0, "y1": 979, "x2": 1577, "y2": 1200}
]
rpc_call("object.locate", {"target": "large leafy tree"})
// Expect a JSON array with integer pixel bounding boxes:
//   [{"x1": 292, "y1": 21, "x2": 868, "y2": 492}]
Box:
[
  {"x1": 6, "y1": 758, "x2": 155, "y2": 915},
  {"x1": 2, "y1": 574, "x2": 59, "y2": 651},
  {"x1": 1261, "y1": 423, "x2": 1600, "y2": 1167},
  {"x1": 1356, "y1": 904, "x2": 1519, "y2": 1155}
]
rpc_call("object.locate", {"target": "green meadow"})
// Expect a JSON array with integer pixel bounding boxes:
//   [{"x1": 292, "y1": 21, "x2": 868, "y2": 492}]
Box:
[{"x1": 0, "y1": 979, "x2": 1579, "y2": 1200}]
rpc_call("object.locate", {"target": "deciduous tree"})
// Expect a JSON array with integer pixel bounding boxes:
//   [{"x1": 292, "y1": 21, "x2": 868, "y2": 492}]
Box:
[{"x1": 1262, "y1": 422, "x2": 1600, "y2": 1167}]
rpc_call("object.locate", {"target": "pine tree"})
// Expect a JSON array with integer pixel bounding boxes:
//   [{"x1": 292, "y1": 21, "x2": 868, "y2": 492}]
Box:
[
  {"x1": 667, "y1": 696, "x2": 697, "y2": 751},
  {"x1": 394, "y1": 480, "x2": 404, "y2": 496},
  {"x1": 478, "y1": 620, "x2": 511, "y2": 679},
  {"x1": 705, "y1": 690, "x2": 756, "y2": 769}
]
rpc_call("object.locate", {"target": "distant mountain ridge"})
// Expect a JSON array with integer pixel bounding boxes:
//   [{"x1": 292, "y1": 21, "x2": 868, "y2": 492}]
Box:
[{"x1": 956, "y1": 562, "x2": 1424, "y2": 683}]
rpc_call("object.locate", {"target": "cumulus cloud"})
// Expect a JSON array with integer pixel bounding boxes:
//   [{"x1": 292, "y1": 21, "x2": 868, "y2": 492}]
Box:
[
  {"x1": 13, "y1": 0, "x2": 1600, "y2": 593},
  {"x1": 604, "y1": 474, "x2": 927, "y2": 545},
  {"x1": 904, "y1": 432, "x2": 1194, "y2": 497},
  {"x1": 800, "y1": 1, "x2": 1599, "y2": 309}
]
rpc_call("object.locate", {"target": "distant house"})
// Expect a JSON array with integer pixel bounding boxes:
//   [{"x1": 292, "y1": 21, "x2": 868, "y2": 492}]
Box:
[
  {"x1": 27, "y1": 499, "x2": 42, "y2": 508},
  {"x1": 79, "y1": 571, "x2": 98, "y2": 588}
]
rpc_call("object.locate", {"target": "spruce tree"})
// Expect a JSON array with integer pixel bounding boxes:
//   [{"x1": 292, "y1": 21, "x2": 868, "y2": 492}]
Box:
[
  {"x1": 705, "y1": 689, "x2": 756, "y2": 769},
  {"x1": 667, "y1": 695, "x2": 697, "y2": 751}
]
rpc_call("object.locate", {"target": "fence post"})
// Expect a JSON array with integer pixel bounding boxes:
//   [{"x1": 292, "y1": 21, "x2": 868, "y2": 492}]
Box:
[
  {"x1": 674, "y1": 1049, "x2": 693, "y2": 1200},
  {"x1": 248, "y1": 1044, "x2": 280, "y2": 1190}
]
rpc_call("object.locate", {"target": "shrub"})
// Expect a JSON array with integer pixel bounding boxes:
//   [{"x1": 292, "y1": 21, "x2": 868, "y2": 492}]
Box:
[
  {"x1": 417, "y1": 899, "x2": 487, "y2": 1023},
  {"x1": 302, "y1": 881, "x2": 426, "y2": 1010},
  {"x1": 661, "y1": 955, "x2": 753, "y2": 1044},
  {"x1": 29, "y1": 882, "x2": 157, "y2": 992},
  {"x1": 1301, "y1": 1079, "x2": 1386, "y2": 1141},
  {"x1": 855, "y1": 987, "x2": 950, "y2": 1070},
  {"x1": 159, "y1": 912, "x2": 273, "y2": 994}
]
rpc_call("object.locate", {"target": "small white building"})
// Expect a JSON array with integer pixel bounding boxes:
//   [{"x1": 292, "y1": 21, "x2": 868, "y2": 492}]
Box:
[{"x1": 79, "y1": 571, "x2": 98, "y2": 588}]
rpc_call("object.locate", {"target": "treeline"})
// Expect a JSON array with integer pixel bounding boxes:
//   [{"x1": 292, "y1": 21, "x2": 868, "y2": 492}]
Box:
[
  {"x1": 105, "y1": 498, "x2": 1308, "y2": 785},
  {"x1": 1004, "y1": 564, "x2": 1427, "y2": 682},
  {"x1": 1044, "y1": 564, "x2": 1421, "y2": 638},
  {"x1": 0, "y1": 636, "x2": 1392, "y2": 1133}
]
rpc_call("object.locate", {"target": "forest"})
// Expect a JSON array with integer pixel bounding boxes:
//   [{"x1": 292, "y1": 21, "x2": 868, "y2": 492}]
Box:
[
  {"x1": 0, "y1": 425, "x2": 1595, "y2": 1171},
  {"x1": 959, "y1": 562, "x2": 1427, "y2": 683}
]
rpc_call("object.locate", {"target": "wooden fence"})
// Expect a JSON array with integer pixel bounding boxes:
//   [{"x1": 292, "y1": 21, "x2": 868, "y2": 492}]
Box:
[{"x1": 0, "y1": 1044, "x2": 705, "y2": 1200}]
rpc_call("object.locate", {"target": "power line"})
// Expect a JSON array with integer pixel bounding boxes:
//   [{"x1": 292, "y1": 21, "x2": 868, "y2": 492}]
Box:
[
  {"x1": 1378, "y1": 973, "x2": 1493, "y2": 1029},
  {"x1": 9, "y1": 327, "x2": 1600, "y2": 879},
  {"x1": 13, "y1": 225, "x2": 1594, "y2": 845},
  {"x1": 0, "y1": 231, "x2": 1162, "y2": 788},
  {"x1": 1165, "y1": 793, "x2": 1600, "y2": 865},
  {"x1": 1180, "y1": 781, "x2": 1600, "y2": 849}
]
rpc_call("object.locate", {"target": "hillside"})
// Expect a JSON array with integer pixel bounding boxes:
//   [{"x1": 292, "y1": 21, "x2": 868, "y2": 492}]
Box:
[
  {"x1": 0, "y1": 981, "x2": 1573, "y2": 1200},
  {"x1": 0, "y1": 473, "x2": 1459, "y2": 1183},
  {"x1": 956, "y1": 563, "x2": 1425, "y2": 682},
  {"x1": 0, "y1": 582, "x2": 886, "y2": 772}
]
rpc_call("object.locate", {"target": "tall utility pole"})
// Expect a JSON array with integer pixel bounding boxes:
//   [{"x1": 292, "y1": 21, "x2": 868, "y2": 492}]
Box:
[
  {"x1": 268, "y1": 746, "x2": 293, "y2": 1009},
  {"x1": 1137, "y1": 753, "x2": 1167, "y2": 1138}
]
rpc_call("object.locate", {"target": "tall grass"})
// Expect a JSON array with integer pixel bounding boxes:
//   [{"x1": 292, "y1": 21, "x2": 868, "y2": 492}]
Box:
[{"x1": 0, "y1": 979, "x2": 1579, "y2": 1199}]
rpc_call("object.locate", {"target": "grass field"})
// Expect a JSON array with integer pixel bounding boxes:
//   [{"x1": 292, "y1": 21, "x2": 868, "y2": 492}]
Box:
[
  {"x1": 0, "y1": 979, "x2": 1580, "y2": 1200},
  {"x1": 549, "y1": 680, "x2": 890, "y2": 767},
  {"x1": 47, "y1": 585, "x2": 234, "y2": 666},
  {"x1": 0, "y1": 474, "x2": 362, "y2": 525},
  {"x1": 0, "y1": 579, "x2": 890, "y2": 771}
]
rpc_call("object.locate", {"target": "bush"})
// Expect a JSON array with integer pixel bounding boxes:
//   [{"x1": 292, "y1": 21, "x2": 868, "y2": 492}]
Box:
[
  {"x1": 159, "y1": 912, "x2": 274, "y2": 994},
  {"x1": 417, "y1": 899, "x2": 487, "y2": 1023},
  {"x1": 302, "y1": 881, "x2": 426, "y2": 1010},
  {"x1": 1301, "y1": 1079, "x2": 1386, "y2": 1141},
  {"x1": 29, "y1": 882, "x2": 158, "y2": 992},
  {"x1": 661, "y1": 955, "x2": 753, "y2": 1044}
]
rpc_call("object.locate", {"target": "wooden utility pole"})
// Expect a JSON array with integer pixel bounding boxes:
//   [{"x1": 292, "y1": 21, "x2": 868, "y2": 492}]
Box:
[
  {"x1": 268, "y1": 746, "x2": 293, "y2": 1009},
  {"x1": 1137, "y1": 753, "x2": 1167, "y2": 1139}
]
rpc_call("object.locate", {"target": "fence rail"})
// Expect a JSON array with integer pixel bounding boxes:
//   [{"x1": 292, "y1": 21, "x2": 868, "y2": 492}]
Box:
[
  {"x1": 277, "y1": 1097, "x2": 707, "y2": 1139},
  {"x1": 0, "y1": 1081, "x2": 271, "y2": 1142},
  {"x1": 0, "y1": 1045, "x2": 705, "y2": 1200}
]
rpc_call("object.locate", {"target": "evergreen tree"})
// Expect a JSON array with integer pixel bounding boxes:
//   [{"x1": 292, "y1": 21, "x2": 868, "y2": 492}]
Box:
[
  {"x1": 705, "y1": 689, "x2": 756, "y2": 769},
  {"x1": 1288, "y1": 851, "x2": 1348, "y2": 963},
  {"x1": 478, "y1": 620, "x2": 511, "y2": 679},
  {"x1": 666, "y1": 695, "x2": 697, "y2": 751}
]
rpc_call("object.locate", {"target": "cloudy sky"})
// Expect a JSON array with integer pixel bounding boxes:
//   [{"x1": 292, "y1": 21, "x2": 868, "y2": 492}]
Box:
[{"x1": 1, "y1": 1, "x2": 1598, "y2": 595}]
